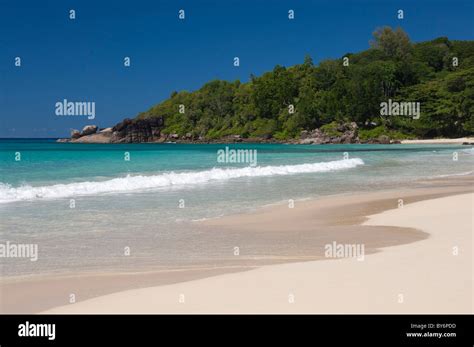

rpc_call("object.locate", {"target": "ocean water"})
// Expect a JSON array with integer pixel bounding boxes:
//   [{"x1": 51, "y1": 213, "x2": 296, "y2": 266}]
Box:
[{"x1": 1, "y1": 139, "x2": 473, "y2": 277}]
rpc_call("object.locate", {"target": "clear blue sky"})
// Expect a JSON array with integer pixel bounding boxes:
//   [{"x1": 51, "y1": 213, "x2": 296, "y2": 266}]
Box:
[{"x1": 1, "y1": 0, "x2": 473, "y2": 138}]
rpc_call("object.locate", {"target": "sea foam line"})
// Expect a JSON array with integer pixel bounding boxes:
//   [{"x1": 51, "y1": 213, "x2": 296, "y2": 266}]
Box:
[
  {"x1": 0, "y1": 158, "x2": 364, "y2": 203},
  {"x1": 428, "y1": 170, "x2": 474, "y2": 179}
]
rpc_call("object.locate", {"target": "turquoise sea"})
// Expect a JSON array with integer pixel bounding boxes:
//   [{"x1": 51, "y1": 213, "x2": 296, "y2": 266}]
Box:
[{"x1": 1, "y1": 139, "x2": 473, "y2": 277}]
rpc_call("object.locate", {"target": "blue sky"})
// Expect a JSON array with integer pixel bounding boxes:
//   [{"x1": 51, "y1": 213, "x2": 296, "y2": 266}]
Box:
[{"x1": 1, "y1": 0, "x2": 473, "y2": 137}]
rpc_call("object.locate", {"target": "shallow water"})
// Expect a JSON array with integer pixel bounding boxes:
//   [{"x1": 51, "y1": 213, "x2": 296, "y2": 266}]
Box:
[{"x1": 1, "y1": 139, "x2": 473, "y2": 277}]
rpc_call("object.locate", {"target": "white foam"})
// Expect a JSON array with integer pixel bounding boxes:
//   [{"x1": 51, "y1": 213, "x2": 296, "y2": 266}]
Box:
[
  {"x1": 461, "y1": 147, "x2": 474, "y2": 154},
  {"x1": 429, "y1": 171, "x2": 474, "y2": 179},
  {"x1": 0, "y1": 158, "x2": 364, "y2": 203}
]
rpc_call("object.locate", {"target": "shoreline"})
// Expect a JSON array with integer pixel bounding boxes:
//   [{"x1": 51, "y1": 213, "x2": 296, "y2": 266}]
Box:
[
  {"x1": 401, "y1": 137, "x2": 474, "y2": 145},
  {"x1": 3, "y1": 136, "x2": 474, "y2": 145},
  {"x1": 1, "y1": 175, "x2": 472, "y2": 313},
  {"x1": 52, "y1": 136, "x2": 474, "y2": 145},
  {"x1": 45, "y1": 188, "x2": 473, "y2": 314}
]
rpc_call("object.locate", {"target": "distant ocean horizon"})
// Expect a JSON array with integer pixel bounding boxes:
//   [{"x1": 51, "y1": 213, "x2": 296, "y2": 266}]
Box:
[{"x1": 1, "y1": 139, "x2": 473, "y2": 278}]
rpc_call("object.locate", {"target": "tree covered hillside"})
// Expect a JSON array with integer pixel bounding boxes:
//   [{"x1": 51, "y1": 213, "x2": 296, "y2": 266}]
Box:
[{"x1": 136, "y1": 27, "x2": 474, "y2": 141}]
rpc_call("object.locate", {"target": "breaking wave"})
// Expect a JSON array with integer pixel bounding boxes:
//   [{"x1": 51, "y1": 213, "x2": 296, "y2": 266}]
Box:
[{"x1": 0, "y1": 158, "x2": 364, "y2": 203}]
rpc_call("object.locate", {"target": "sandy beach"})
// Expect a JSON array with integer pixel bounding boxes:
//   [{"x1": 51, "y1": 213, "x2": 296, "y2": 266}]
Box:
[
  {"x1": 401, "y1": 137, "x2": 474, "y2": 144},
  {"x1": 31, "y1": 176, "x2": 473, "y2": 314}
]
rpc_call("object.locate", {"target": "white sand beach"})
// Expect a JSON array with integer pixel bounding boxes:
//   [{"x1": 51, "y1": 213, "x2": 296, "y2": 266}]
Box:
[
  {"x1": 44, "y1": 192, "x2": 473, "y2": 314},
  {"x1": 401, "y1": 137, "x2": 474, "y2": 144}
]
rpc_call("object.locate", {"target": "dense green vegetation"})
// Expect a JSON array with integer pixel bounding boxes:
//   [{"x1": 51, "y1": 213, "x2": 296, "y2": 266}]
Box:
[{"x1": 136, "y1": 27, "x2": 474, "y2": 140}]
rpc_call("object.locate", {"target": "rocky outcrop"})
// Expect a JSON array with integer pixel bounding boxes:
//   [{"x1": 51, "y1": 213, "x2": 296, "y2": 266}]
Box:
[
  {"x1": 71, "y1": 129, "x2": 81, "y2": 139},
  {"x1": 57, "y1": 118, "x2": 400, "y2": 145},
  {"x1": 337, "y1": 122, "x2": 359, "y2": 144},
  {"x1": 99, "y1": 127, "x2": 113, "y2": 134},
  {"x1": 110, "y1": 117, "x2": 164, "y2": 143},
  {"x1": 72, "y1": 132, "x2": 112, "y2": 143},
  {"x1": 57, "y1": 117, "x2": 165, "y2": 143},
  {"x1": 300, "y1": 122, "x2": 359, "y2": 144},
  {"x1": 81, "y1": 125, "x2": 98, "y2": 136},
  {"x1": 169, "y1": 133, "x2": 179, "y2": 140},
  {"x1": 300, "y1": 129, "x2": 327, "y2": 144}
]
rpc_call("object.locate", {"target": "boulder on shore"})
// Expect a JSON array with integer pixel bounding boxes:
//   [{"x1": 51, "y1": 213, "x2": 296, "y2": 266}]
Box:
[
  {"x1": 99, "y1": 127, "x2": 113, "y2": 134},
  {"x1": 72, "y1": 133, "x2": 112, "y2": 143},
  {"x1": 71, "y1": 129, "x2": 81, "y2": 139},
  {"x1": 111, "y1": 117, "x2": 164, "y2": 143},
  {"x1": 299, "y1": 122, "x2": 359, "y2": 144},
  {"x1": 81, "y1": 125, "x2": 98, "y2": 136}
]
